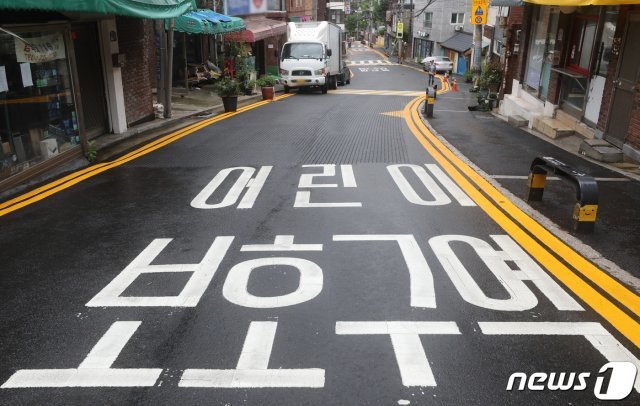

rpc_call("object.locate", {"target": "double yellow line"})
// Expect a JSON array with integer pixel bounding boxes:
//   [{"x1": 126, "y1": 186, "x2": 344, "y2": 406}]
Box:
[
  {"x1": 0, "y1": 94, "x2": 294, "y2": 217},
  {"x1": 404, "y1": 96, "x2": 640, "y2": 348}
]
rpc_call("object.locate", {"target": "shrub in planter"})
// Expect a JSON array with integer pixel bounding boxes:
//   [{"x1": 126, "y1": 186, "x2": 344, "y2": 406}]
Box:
[
  {"x1": 478, "y1": 60, "x2": 502, "y2": 93},
  {"x1": 257, "y1": 75, "x2": 278, "y2": 100},
  {"x1": 214, "y1": 78, "x2": 241, "y2": 112},
  {"x1": 464, "y1": 69, "x2": 473, "y2": 83}
]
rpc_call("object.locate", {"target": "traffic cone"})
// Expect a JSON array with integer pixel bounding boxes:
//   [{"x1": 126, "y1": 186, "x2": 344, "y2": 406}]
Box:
[{"x1": 452, "y1": 77, "x2": 458, "y2": 92}]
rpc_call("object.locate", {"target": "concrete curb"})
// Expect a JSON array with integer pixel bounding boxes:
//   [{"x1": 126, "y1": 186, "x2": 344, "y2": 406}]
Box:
[{"x1": 416, "y1": 100, "x2": 640, "y2": 292}]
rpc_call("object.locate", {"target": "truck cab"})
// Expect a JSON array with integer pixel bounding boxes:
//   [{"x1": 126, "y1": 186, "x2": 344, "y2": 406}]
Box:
[
  {"x1": 279, "y1": 41, "x2": 331, "y2": 93},
  {"x1": 279, "y1": 22, "x2": 342, "y2": 94}
]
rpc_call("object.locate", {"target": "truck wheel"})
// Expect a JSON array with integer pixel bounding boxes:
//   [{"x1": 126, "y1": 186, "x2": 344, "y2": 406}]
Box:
[
  {"x1": 330, "y1": 76, "x2": 338, "y2": 90},
  {"x1": 284, "y1": 86, "x2": 290, "y2": 93}
]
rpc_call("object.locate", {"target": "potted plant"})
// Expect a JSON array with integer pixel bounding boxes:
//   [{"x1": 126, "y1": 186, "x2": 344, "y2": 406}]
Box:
[
  {"x1": 214, "y1": 77, "x2": 241, "y2": 112},
  {"x1": 464, "y1": 69, "x2": 473, "y2": 84},
  {"x1": 257, "y1": 75, "x2": 278, "y2": 100}
]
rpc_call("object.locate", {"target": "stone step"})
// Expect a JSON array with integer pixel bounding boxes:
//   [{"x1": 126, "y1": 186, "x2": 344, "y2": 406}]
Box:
[
  {"x1": 554, "y1": 109, "x2": 578, "y2": 127},
  {"x1": 579, "y1": 139, "x2": 623, "y2": 163},
  {"x1": 554, "y1": 109, "x2": 596, "y2": 139},
  {"x1": 508, "y1": 115, "x2": 528, "y2": 127},
  {"x1": 533, "y1": 116, "x2": 574, "y2": 139}
]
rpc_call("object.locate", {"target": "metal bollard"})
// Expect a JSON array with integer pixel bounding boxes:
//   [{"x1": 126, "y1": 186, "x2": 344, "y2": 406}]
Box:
[{"x1": 424, "y1": 86, "x2": 436, "y2": 118}]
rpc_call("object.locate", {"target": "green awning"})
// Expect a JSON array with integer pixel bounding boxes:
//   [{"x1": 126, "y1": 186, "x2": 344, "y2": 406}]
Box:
[
  {"x1": 0, "y1": 0, "x2": 196, "y2": 18},
  {"x1": 172, "y1": 9, "x2": 245, "y2": 35},
  {"x1": 491, "y1": 0, "x2": 524, "y2": 5}
]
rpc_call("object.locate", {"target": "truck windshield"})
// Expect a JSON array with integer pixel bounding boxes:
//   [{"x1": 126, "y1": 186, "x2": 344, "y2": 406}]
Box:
[{"x1": 281, "y1": 43, "x2": 324, "y2": 60}]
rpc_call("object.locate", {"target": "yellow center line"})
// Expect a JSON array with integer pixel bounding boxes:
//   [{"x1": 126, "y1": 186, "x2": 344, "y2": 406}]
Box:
[
  {"x1": 403, "y1": 96, "x2": 640, "y2": 348},
  {"x1": 0, "y1": 93, "x2": 294, "y2": 217}
]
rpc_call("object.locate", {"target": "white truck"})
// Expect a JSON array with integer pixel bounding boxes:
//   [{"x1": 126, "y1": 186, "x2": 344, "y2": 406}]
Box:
[{"x1": 279, "y1": 21, "x2": 343, "y2": 94}]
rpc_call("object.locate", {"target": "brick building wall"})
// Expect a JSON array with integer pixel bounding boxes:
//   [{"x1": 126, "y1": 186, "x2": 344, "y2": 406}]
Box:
[
  {"x1": 501, "y1": 6, "x2": 523, "y2": 96},
  {"x1": 116, "y1": 17, "x2": 156, "y2": 126}
]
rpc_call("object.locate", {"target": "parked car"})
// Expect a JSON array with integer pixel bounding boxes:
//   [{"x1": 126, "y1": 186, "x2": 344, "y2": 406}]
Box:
[
  {"x1": 421, "y1": 56, "x2": 453, "y2": 73},
  {"x1": 338, "y1": 61, "x2": 351, "y2": 86}
]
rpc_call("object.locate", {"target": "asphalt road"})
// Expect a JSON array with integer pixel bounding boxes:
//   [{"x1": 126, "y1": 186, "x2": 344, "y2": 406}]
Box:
[{"x1": 1, "y1": 44, "x2": 639, "y2": 405}]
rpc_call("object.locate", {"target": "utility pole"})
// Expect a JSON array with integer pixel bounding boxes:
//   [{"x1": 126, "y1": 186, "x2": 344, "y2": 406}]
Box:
[
  {"x1": 408, "y1": 0, "x2": 413, "y2": 60},
  {"x1": 164, "y1": 18, "x2": 174, "y2": 118},
  {"x1": 472, "y1": 23, "x2": 482, "y2": 74}
]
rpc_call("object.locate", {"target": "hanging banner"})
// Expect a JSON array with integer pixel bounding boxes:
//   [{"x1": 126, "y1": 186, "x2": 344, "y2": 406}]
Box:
[{"x1": 14, "y1": 33, "x2": 66, "y2": 63}]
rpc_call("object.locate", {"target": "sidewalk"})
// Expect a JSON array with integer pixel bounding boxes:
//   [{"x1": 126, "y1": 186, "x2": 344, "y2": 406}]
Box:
[
  {"x1": 423, "y1": 78, "x2": 640, "y2": 284},
  {"x1": 0, "y1": 86, "x2": 280, "y2": 201}
]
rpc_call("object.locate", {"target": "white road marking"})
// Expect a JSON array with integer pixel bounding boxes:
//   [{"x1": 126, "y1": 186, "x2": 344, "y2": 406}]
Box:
[
  {"x1": 336, "y1": 321, "x2": 461, "y2": 387},
  {"x1": 429, "y1": 235, "x2": 583, "y2": 311},
  {"x1": 223, "y1": 257, "x2": 323, "y2": 308},
  {"x1": 1, "y1": 322, "x2": 161, "y2": 388},
  {"x1": 294, "y1": 191, "x2": 362, "y2": 207},
  {"x1": 425, "y1": 164, "x2": 476, "y2": 206},
  {"x1": 86, "y1": 237, "x2": 233, "y2": 307},
  {"x1": 191, "y1": 166, "x2": 272, "y2": 209},
  {"x1": 333, "y1": 235, "x2": 435, "y2": 308},
  {"x1": 388, "y1": 164, "x2": 454, "y2": 206},
  {"x1": 479, "y1": 322, "x2": 640, "y2": 393},
  {"x1": 241, "y1": 235, "x2": 323, "y2": 251},
  {"x1": 299, "y1": 164, "x2": 339, "y2": 188},
  {"x1": 341, "y1": 165, "x2": 357, "y2": 187},
  {"x1": 180, "y1": 322, "x2": 324, "y2": 387},
  {"x1": 347, "y1": 60, "x2": 395, "y2": 66}
]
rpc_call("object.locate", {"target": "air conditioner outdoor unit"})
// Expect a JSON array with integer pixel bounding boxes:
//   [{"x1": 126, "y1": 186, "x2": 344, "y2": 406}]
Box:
[{"x1": 454, "y1": 25, "x2": 463, "y2": 32}]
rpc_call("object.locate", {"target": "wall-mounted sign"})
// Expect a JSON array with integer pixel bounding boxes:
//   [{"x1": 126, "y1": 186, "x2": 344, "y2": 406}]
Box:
[
  {"x1": 225, "y1": 0, "x2": 267, "y2": 16},
  {"x1": 14, "y1": 33, "x2": 66, "y2": 63}
]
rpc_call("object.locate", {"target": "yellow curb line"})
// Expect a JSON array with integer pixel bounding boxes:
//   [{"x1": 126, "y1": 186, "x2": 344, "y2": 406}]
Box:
[
  {"x1": 0, "y1": 93, "x2": 295, "y2": 217},
  {"x1": 404, "y1": 96, "x2": 640, "y2": 349}
]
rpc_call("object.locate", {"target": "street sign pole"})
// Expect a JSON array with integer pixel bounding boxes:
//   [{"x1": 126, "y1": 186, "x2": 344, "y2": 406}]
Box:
[{"x1": 470, "y1": 0, "x2": 488, "y2": 77}]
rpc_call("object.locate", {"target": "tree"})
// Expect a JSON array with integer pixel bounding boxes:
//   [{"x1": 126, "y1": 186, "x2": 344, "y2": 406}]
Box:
[
  {"x1": 374, "y1": 0, "x2": 389, "y2": 24},
  {"x1": 345, "y1": 14, "x2": 360, "y2": 34}
]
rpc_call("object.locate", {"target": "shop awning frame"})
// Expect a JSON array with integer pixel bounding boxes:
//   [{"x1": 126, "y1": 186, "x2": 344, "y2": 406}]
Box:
[
  {"x1": 224, "y1": 16, "x2": 286, "y2": 43},
  {"x1": 0, "y1": 0, "x2": 197, "y2": 19},
  {"x1": 524, "y1": 0, "x2": 640, "y2": 5},
  {"x1": 491, "y1": 0, "x2": 524, "y2": 6},
  {"x1": 171, "y1": 9, "x2": 245, "y2": 35}
]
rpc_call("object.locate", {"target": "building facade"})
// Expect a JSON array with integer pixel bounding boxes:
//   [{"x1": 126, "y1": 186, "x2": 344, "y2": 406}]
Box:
[
  {"x1": 0, "y1": 10, "x2": 151, "y2": 190},
  {"x1": 500, "y1": 2, "x2": 640, "y2": 160},
  {"x1": 411, "y1": 0, "x2": 473, "y2": 61}
]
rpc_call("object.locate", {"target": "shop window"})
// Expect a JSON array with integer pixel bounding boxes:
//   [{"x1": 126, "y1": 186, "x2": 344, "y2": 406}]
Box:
[
  {"x1": 566, "y1": 15, "x2": 598, "y2": 74},
  {"x1": 424, "y1": 12, "x2": 433, "y2": 29},
  {"x1": 595, "y1": 8, "x2": 618, "y2": 77},
  {"x1": 524, "y1": 6, "x2": 559, "y2": 100},
  {"x1": 0, "y1": 30, "x2": 79, "y2": 181},
  {"x1": 451, "y1": 13, "x2": 464, "y2": 25}
]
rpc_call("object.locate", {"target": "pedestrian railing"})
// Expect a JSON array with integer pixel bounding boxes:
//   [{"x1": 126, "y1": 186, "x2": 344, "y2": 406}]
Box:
[{"x1": 525, "y1": 156, "x2": 599, "y2": 233}]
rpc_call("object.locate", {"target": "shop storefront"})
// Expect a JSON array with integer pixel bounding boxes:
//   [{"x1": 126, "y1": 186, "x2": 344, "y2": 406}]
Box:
[
  {"x1": 225, "y1": 15, "x2": 287, "y2": 76},
  {"x1": 0, "y1": 26, "x2": 80, "y2": 181},
  {"x1": 0, "y1": 0, "x2": 195, "y2": 191},
  {"x1": 521, "y1": 5, "x2": 613, "y2": 120},
  {"x1": 413, "y1": 36, "x2": 434, "y2": 60}
]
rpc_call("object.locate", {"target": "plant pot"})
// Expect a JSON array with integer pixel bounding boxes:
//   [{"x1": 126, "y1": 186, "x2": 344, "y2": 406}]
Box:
[
  {"x1": 261, "y1": 86, "x2": 274, "y2": 100},
  {"x1": 222, "y1": 96, "x2": 238, "y2": 112}
]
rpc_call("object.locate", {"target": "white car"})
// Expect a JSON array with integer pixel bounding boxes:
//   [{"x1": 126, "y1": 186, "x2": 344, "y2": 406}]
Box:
[{"x1": 422, "y1": 56, "x2": 454, "y2": 73}]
